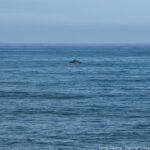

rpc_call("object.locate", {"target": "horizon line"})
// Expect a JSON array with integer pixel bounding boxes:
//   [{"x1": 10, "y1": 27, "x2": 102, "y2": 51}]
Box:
[{"x1": 0, "y1": 42, "x2": 150, "y2": 45}]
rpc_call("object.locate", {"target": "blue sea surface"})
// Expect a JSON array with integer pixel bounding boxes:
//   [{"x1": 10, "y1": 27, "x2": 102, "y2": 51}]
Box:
[{"x1": 0, "y1": 44, "x2": 150, "y2": 150}]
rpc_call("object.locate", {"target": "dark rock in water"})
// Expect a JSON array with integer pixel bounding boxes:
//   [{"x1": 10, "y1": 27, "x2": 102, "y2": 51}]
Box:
[{"x1": 69, "y1": 59, "x2": 82, "y2": 64}]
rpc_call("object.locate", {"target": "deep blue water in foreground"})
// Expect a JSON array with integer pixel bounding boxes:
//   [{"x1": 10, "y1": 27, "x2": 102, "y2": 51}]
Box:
[{"x1": 0, "y1": 44, "x2": 150, "y2": 150}]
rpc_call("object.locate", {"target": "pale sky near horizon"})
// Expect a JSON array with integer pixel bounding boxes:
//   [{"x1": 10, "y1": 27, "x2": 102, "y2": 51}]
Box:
[{"x1": 0, "y1": 0, "x2": 150, "y2": 43}]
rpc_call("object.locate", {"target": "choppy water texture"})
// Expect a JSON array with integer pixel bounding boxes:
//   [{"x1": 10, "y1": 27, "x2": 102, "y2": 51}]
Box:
[{"x1": 0, "y1": 44, "x2": 150, "y2": 150}]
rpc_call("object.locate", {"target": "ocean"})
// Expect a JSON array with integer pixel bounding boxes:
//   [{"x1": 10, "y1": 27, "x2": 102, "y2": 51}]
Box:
[{"x1": 0, "y1": 44, "x2": 150, "y2": 150}]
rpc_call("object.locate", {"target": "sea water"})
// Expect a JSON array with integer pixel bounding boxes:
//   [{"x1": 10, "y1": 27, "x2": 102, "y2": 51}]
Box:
[{"x1": 0, "y1": 44, "x2": 150, "y2": 150}]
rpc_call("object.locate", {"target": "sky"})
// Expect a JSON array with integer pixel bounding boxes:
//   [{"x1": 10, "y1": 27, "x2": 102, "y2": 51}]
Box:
[{"x1": 0, "y1": 0, "x2": 150, "y2": 43}]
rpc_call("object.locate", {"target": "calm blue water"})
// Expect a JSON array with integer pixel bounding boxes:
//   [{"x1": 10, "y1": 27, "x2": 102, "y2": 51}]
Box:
[{"x1": 0, "y1": 44, "x2": 150, "y2": 150}]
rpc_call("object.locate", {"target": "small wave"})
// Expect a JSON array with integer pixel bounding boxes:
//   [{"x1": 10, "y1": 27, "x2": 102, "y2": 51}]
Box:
[{"x1": 0, "y1": 91, "x2": 90, "y2": 100}]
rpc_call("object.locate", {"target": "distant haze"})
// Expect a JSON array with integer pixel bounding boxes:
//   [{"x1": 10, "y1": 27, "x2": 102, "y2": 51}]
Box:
[{"x1": 0, "y1": 0, "x2": 150, "y2": 43}]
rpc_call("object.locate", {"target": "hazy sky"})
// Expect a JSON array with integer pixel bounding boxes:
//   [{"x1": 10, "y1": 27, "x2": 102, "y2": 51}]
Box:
[{"x1": 0, "y1": 0, "x2": 150, "y2": 43}]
